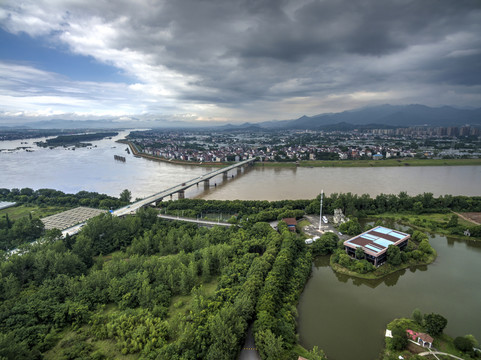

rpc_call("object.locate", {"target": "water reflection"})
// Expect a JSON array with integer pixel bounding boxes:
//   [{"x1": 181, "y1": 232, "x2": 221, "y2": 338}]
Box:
[
  {"x1": 446, "y1": 236, "x2": 481, "y2": 249},
  {"x1": 312, "y1": 255, "x2": 331, "y2": 269},
  {"x1": 331, "y1": 268, "x2": 404, "y2": 288}
]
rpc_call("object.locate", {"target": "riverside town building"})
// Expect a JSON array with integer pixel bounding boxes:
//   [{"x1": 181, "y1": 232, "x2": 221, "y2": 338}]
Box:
[{"x1": 343, "y1": 226, "x2": 410, "y2": 266}]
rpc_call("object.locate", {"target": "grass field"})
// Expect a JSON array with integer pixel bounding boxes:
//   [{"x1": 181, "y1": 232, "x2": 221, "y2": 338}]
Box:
[
  {"x1": 372, "y1": 212, "x2": 473, "y2": 227},
  {"x1": 301, "y1": 158, "x2": 481, "y2": 167},
  {"x1": 0, "y1": 204, "x2": 69, "y2": 221},
  {"x1": 254, "y1": 158, "x2": 481, "y2": 168},
  {"x1": 369, "y1": 212, "x2": 479, "y2": 240}
]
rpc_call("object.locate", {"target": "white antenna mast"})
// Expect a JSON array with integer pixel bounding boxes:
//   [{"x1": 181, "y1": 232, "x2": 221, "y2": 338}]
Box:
[{"x1": 319, "y1": 189, "x2": 323, "y2": 231}]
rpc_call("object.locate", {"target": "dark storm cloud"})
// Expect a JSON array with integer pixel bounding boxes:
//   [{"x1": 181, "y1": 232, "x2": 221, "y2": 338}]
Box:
[
  {"x1": 1, "y1": 0, "x2": 480, "y2": 120},
  {"x1": 118, "y1": 0, "x2": 481, "y2": 104}
]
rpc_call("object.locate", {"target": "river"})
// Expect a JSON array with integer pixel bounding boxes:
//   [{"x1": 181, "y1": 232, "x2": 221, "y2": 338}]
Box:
[
  {"x1": 1, "y1": 131, "x2": 481, "y2": 359},
  {"x1": 1, "y1": 131, "x2": 480, "y2": 200}
]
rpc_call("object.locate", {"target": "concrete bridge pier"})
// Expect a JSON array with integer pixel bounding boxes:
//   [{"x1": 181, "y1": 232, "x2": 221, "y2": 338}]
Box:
[
  {"x1": 155, "y1": 198, "x2": 163, "y2": 207},
  {"x1": 178, "y1": 190, "x2": 185, "y2": 199},
  {"x1": 237, "y1": 167, "x2": 242, "y2": 175},
  {"x1": 204, "y1": 179, "x2": 210, "y2": 188},
  {"x1": 223, "y1": 171, "x2": 228, "y2": 180}
]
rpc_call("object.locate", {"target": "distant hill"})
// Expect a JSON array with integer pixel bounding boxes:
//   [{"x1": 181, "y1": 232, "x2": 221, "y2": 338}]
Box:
[
  {"x1": 2, "y1": 104, "x2": 480, "y2": 130},
  {"x1": 212, "y1": 104, "x2": 481, "y2": 131},
  {"x1": 263, "y1": 104, "x2": 481, "y2": 130}
]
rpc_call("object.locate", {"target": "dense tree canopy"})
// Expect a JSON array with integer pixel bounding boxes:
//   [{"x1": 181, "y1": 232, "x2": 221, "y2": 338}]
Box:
[
  {"x1": 424, "y1": 313, "x2": 448, "y2": 336},
  {"x1": 0, "y1": 201, "x2": 321, "y2": 359}
]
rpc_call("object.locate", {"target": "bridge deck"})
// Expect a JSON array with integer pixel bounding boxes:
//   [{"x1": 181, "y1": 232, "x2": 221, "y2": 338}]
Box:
[{"x1": 113, "y1": 158, "x2": 255, "y2": 216}]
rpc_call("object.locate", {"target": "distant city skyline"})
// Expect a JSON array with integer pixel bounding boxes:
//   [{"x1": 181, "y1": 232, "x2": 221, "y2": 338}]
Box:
[{"x1": 1, "y1": 0, "x2": 480, "y2": 124}]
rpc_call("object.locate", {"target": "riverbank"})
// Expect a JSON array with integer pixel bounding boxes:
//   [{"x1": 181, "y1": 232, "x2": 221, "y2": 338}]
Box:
[
  {"x1": 119, "y1": 140, "x2": 230, "y2": 167},
  {"x1": 119, "y1": 142, "x2": 481, "y2": 168},
  {"x1": 270, "y1": 158, "x2": 481, "y2": 168}
]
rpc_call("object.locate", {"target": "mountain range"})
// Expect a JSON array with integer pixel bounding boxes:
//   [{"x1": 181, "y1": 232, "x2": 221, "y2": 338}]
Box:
[
  {"x1": 1, "y1": 104, "x2": 480, "y2": 130},
  {"x1": 256, "y1": 104, "x2": 481, "y2": 130}
]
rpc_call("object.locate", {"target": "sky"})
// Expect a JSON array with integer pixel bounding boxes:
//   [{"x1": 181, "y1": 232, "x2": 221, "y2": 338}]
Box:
[{"x1": 1, "y1": 0, "x2": 480, "y2": 125}]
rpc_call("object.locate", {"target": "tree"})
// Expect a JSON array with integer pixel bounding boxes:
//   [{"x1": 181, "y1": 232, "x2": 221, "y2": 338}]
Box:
[
  {"x1": 413, "y1": 201, "x2": 424, "y2": 214},
  {"x1": 389, "y1": 326, "x2": 408, "y2": 351},
  {"x1": 308, "y1": 346, "x2": 326, "y2": 360},
  {"x1": 386, "y1": 245, "x2": 402, "y2": 266},
  {"x1": 412, "y1": 308, "x2": 423, "y2": 325},
  {"x1": 339, "y1": 218, "x2": 362, "y2": 235},
  {"x1": 418, "y1": 239, "x2": 432, "y2": 254},
  {"x1": 424, "y1": 313, "x2": 447, "y2": 336},
  {"x1": 120, "y1": 189, "x2": 132, "y2": 203},
  {"x1": 312, "y1": 232, "x2": 339, "y2": 256},
  {"x1": 447, "y1": 214, "x2": 458, "y2": 228},
  {"x1": 256, "y1": 329, "x2": 283, "y2": 360},
  {"x1": 454, "y1": 336, "x2": 474, "y2": 353},
  {"x1": 355, "y1": 246, "x2": 365, "y2": 260}
]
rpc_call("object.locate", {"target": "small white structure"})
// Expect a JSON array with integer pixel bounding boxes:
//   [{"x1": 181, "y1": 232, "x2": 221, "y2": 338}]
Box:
[
  {"x1": 305, "y1": 238, "x2": 313, "y2": 245},
  {"x1": 417, "y1": 333, "x2": 433, "y2": 348}
]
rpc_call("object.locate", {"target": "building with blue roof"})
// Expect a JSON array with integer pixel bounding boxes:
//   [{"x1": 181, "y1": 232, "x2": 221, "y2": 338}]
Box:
[{"x1": 343, "y1": 226, "x2": 410, "y2": 266}]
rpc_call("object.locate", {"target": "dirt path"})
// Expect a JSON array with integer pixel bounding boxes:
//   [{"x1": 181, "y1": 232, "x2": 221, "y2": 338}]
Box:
[
  {"x1": 452, "y1": 211, "x2": 481, "y2": 225},
  {"x1": 418, "y1": 350, "x2": 464, "y2": 359}
]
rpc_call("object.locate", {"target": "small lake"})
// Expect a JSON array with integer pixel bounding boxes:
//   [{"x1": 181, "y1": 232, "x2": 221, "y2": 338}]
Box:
[{"x1": 297, "y1": 234, "x2": 481, "y2": 360}]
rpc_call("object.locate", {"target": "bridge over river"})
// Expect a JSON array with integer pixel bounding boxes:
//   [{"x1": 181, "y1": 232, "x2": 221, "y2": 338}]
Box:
[
  {"x1": 60, "y1": 158, "x2": 255, "y2": 237},
  {"x1": 112, "y1": 157, "x2": 255, "y2": 217}
]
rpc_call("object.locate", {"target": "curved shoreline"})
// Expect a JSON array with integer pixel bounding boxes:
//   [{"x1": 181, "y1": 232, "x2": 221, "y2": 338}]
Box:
[{"x1": 119, "y1": 140, "x2": 481, "y2": 168}]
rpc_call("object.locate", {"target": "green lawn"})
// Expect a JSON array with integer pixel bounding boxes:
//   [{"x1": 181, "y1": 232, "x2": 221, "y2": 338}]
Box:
[
  {"x1": 255, "y1": 158, "x2": 481, "y2": 168},
  {"x1": 0, "y1": 204, "x2": 69, "y2": 221},
  {"x1": 370, "y1": 212, "x2": 477, "y2": 239}
]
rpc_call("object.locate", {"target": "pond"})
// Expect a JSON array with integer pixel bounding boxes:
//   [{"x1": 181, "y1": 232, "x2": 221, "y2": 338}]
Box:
[{"x1": 297, "y1": 234, "x2": 481, "y2": 360}]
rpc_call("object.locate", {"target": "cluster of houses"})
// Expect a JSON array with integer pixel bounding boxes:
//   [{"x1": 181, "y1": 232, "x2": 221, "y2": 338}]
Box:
[
  {"x1": 129, "y1": 125, "x2": 480, "y2": 164},
  {"x1": 143, "y1": 145, "x2": 256, "y2": 163},
  {"x1": 134, "y1": 137, "x2": 417, "y2": 163}
]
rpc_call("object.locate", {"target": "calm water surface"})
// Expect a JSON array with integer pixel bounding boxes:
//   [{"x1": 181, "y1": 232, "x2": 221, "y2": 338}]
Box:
[
  {"x1": 297, "y1": 235, "x2": 481, "y2": 360},
  {"x1": 201, "y1": 165, "x2": 481, "y2": 200},
  {"x1": 2, "y1": 132, "x2": 480, "y2": 199}
]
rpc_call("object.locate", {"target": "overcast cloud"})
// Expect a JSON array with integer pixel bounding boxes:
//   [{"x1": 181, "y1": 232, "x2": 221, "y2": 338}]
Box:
[{"x1": 1, "y1": 0, "x2": 480, "y2": 123}]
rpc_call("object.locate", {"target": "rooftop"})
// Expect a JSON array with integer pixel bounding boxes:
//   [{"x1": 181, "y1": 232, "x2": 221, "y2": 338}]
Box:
[
  {"x1": 0, "y1": 201, "x2": 16, "y2": 210},
  {"x1": 344, "y1": 226, "x2": 410, "y2": 256},
  {"x1": 41, "y1": 207, "x2": 107, "y2": 230},
  {"x1": 282, "y1": 218, "x2": 297, "y2": 226}
]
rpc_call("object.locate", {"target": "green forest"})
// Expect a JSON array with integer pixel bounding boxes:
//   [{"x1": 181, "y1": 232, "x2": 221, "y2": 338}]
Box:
[
  {"x1": 0, "y1": 206, "x2": 317, "y2": 360},
  {"x1": 1, "y1": 189, "x2": 481, "y2": 359}
]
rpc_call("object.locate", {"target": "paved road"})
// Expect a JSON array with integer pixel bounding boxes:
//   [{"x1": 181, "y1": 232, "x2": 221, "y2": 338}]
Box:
[
  {"x1": 238, "y1": 325, "x2": 260, "y2": 360},
  {"x1": 417, "y1": 350, "x2": 464, "y2": 359},
  {"x1": 158, "y1": 214, "x2": 233, "y2": 227}
]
